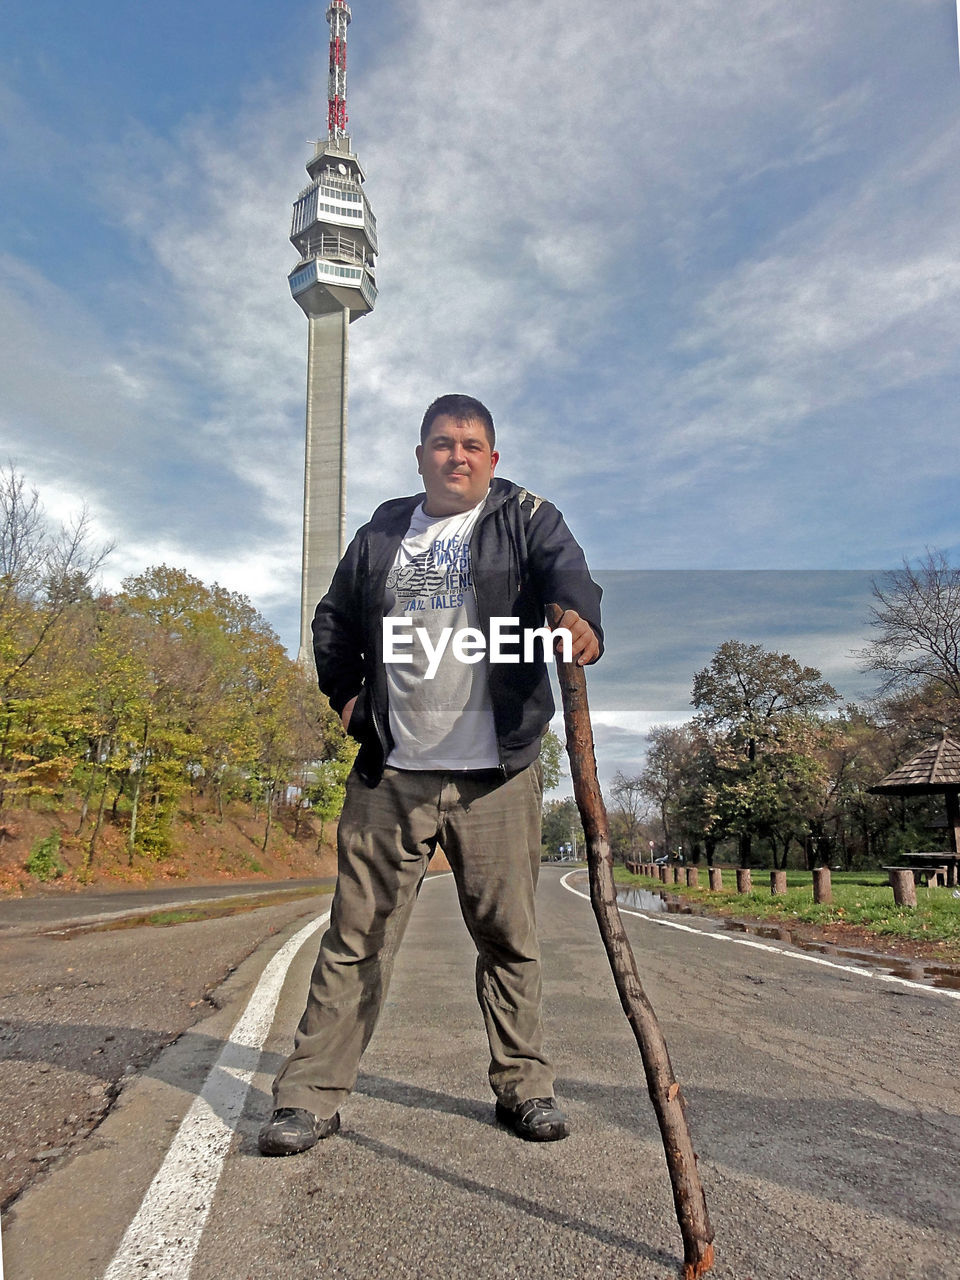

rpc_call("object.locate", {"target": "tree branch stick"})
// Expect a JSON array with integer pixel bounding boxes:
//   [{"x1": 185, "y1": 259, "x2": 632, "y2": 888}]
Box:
[{"x1": 549, "y1": 605, "x2": 715, "y2": 1279}]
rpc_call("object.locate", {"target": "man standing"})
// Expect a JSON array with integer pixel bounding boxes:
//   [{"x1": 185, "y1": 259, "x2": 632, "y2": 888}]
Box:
[{"x1": 259, "y1": 394, "x2": 602, "y2": 1156}]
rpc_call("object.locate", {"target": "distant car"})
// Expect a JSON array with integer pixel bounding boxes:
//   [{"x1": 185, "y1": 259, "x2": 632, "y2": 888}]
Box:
[{"x1": 653, "y1": 854, "x2": 669, "y2": 865}]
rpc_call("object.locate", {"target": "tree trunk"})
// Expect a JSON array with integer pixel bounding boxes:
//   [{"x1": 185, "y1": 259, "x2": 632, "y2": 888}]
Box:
[
  {"x1": 128, "y1": 720, "x2": 150, "y2": 863},
  {"x1": 111, "y1": 775, "x2": 124, "y2": 821},
  {"x1": 262, "y1": 780, "x2": 274, "y2": 853},
  {"x1": 738, "y1": 832, "x2": 752, "y2": 867},
  {"x1": 776, "y1": 836, "x2": 792, "y2": 871},
  {"x1": 77, "y1": 735, "x2": 105, "y2": 835},
  {"x1": 84, "y1": 770, "x2": 111, "y2": 876},
  {"x1": 549, "y1": 606, "x2": 714, "y2": 1278},
  {"x1": 0, "y1": 708, "x2": 14, "y2": 813}
]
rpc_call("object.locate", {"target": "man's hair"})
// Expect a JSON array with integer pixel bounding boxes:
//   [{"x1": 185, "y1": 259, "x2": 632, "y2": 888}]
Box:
[{"x1": 420, "y1": 394, "x2": 496, "y2": 448}]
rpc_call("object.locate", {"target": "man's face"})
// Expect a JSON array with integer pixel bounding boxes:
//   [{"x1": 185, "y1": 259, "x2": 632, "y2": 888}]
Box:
[{"x1": 416, "y1": 414, "x2": 499, "y2": 516}]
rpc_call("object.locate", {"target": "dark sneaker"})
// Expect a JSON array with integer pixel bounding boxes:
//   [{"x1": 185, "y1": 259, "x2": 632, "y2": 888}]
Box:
[
  {"x1": 258, "y1": 1107, "x2": 340, "y2": 1156},
  {"x1": 495, "y1": 1096, "x2": 570, "y2": 1142}
]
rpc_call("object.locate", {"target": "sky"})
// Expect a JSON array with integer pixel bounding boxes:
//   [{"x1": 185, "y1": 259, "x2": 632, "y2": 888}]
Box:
[{"x1": 1, "y1": 0, "x2": 958, "y2": 784}]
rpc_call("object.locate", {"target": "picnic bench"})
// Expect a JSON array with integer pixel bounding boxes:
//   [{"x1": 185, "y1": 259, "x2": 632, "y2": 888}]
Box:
[
  {"x1": 891, "y1": 850, "x2": 960, "y2": 887},
  {"x1": 883, "y1": 858, "x2": 956, "y2": 906},
  {"x1": 882, "y1": 863, "x2": 949, "y2": 888}
]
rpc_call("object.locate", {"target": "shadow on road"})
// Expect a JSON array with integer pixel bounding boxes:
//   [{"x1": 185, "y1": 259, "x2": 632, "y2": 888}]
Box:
[
  {"x1": 7, "y1": 1017, "x2": 960, "y2": 1241},
  {"x1": 341, "y1": 1127, "x2": 680, "y2": 1271}
]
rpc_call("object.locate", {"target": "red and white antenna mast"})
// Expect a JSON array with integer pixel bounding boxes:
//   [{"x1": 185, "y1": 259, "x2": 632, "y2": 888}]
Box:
[{"x1": 326, "y1": 0, "x2": 351, "y2": 140}]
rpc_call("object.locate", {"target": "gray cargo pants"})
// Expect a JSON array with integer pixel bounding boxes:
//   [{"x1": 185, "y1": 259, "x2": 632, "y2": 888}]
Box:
[{"x1": 272, "y1": 760, "x2": 554, "y2": 1118}]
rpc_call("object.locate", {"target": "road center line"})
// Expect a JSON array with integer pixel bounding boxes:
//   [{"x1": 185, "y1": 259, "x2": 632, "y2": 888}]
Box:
[
  {"x1": 559, "y1": 871, "x2": 960, "y2": 1002},
  {"x1": 102, "y1": 906, "x2": 332, "y2": 1279}
]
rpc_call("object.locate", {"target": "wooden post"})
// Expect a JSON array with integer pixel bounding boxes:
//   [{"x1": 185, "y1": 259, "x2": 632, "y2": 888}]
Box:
[
  {"x1": 548, "y1": 606, "x2": 715, "y2": 1278},
  {"x1": 946, "y1": 791, "x2": 960, "y2": 886},
  {"x1": 889, "y1": 869, "x2": 917, "y2": 908},
  {"x1": 708, "y1": 867, "x2": 723, "y2": 892},
  {"x1": 686, "y1": 867, "x2": 699, "y2": 888},
  {"x1": 812, "y1": 867, "x2": 832, "y2": 904},
  {"x1": 735, "y1": 868, "x2": 752, "y2": 894},
  {"x1": 947, "y1": 789, "x2": 960, "y2": 854},
  {"x1": 770, "y1": 870, "x2": 787, "y2": 896},
  {"x1": 673, "y1": 865, "x2": 684, "y2": 884},
  {"x1": 659, "y1": 864, "x2": 670, "y2": 884}
]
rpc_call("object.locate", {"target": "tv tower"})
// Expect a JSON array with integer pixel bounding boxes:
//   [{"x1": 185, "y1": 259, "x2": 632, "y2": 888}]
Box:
[{"x1": 289, "y1": 0, "x2": 378, "y2": 664}]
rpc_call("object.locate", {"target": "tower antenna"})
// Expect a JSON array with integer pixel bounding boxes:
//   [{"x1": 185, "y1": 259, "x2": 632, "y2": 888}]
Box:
[{"x1": 326, "y1": 0, "x2": 350, "y2": 140}]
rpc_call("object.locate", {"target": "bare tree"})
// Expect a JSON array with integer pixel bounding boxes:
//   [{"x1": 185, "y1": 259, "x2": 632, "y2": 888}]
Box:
[
  {"x1": 858, "y1": 551, "x2": 960, "y2": 720},
  {"x1": 0, "y1": 463, "x2": 113, "y2": 686},
  {"x1": 640, "y1": 723, "x2": 698, "y2": 856},
  {"x1": 608, "y1": 770, "x2": 650, "y2": 861},
  {"x1": 0, "y1": 465, "x2": 46, "y2": 612},
  {"x1": 0, "y1": 464, "x2": 113, "y2": 815}
]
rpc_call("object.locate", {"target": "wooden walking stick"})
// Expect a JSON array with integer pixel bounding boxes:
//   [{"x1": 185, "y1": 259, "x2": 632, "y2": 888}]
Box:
[{"x1": 549, "y1": 605, "x2": 715, "y2": 1279}]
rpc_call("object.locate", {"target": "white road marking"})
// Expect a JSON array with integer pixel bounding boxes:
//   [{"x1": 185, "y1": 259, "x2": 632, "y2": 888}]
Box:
[
  {"x1": 102, "y1": 907, "x2": 332, "y2": 1279},
  {"x1": 559, "y1": 871, "x2": 960, "y2": 1002}
]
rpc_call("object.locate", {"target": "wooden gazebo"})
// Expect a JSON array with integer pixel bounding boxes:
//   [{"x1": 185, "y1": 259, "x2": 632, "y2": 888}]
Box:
[{"x1": 869, "y1": 734, "x2": 960, "y2": 886}]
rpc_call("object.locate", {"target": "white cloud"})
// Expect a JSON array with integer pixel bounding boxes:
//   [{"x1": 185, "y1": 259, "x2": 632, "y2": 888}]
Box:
[
  {"x1": 2, "y1": 0, "x2": 958, "y2": 645},
  {"x1": 660, "y1": 121, "x2": 960, "y2": 462}
]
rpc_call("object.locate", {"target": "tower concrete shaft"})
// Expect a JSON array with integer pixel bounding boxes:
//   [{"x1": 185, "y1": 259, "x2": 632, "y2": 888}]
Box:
[
  {"x1": 291, "y1": 0, "x2": 377, "y2": 666},
  {"x1": 299, "y1": 311, "x2": 348, "y2": 661}
]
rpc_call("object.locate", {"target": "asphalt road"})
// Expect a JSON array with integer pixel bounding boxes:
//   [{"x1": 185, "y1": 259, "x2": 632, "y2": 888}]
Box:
[
  {"x1": 0, "y1": 878, "x2": 336, "y2": 935},
  {"x1": 0, "y1": 880, "x2": 337, "y2": 1213},
  {"x1": 4, "y1": 867, "x2": 959, "y2": 1280}
]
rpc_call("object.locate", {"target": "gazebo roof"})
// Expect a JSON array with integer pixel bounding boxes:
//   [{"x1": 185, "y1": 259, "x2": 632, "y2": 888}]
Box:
[{"x1": 869, "y1": 735, "x2": 960, "y2": 795}]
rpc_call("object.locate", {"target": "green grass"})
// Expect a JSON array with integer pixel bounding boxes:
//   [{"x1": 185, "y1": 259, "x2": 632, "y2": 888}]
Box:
[
  {"x1": 613, "y1": 866, "x2": 960, "y2": 950},
  {"x1": 25, "y1": 833, "x2": 66, "y2": 882}
]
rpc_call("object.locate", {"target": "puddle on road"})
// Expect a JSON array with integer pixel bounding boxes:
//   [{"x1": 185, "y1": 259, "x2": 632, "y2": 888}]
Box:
[
  {"x1": 616, "y1": 887, "x2": 668, "y2": 913},
  {"x1": 615, "y1": 885, "x2": 960, "y2": 992},
  {"x1": 616, "y1": 887, "x2": 698, "y2": 916},
  {"x1": 720, "y1": 920, "x2": 960, "y2": 992}
]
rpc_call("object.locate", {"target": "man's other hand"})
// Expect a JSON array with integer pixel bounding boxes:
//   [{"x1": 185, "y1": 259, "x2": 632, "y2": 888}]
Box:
[
  {"x1": 554, "y1": 610, "x2": 600, "y2": 666},
  {"x1": 341, "y1": 695, "x2": 357, "y2": 731}
]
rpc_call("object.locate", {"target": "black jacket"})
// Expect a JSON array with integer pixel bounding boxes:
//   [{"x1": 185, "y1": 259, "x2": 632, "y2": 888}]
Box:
[{"x1": 312, "y1": 476, "x2": 604, "y2": 785}]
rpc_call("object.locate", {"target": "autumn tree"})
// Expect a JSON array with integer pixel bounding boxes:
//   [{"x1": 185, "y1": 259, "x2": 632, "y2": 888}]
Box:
[
  {"x1": 306, "y1": 732, "x2": 358, "y2": 848},
  {"x1": 538, "y1": 729, "x2": 565, "y2": 793},
  {"x1": 692, "y1": 641, "x2": 838, "y2": 867},
  {"x1": 541, "y1": 797, "x2": 584, "y2": 860},
  {"x1": 811, "y1": 705, "x2": 903, "y2": 868},
  {"x1": 0, "y1": 467, "x2": 362, "y2": 869}
]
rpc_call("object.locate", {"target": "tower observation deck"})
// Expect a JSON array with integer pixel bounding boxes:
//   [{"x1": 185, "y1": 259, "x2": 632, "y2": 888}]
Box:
[{"x1": 291, "y1": 0, "x2": 378, "y2": 665}]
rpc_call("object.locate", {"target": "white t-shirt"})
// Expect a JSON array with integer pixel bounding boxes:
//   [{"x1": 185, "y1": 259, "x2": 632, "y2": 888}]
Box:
[{"x1": 384, "y1": 497, "x2": 499, "y2": 770}]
